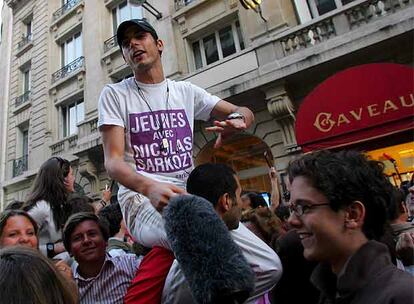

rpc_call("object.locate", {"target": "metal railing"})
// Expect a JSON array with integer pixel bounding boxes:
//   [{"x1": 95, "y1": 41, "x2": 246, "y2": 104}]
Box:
[
  {"x1": 52, "y1": 0, "x2": 81, "y2": 21},
  {"x1": 17, "y1": 33, "x2": 32, "y2": 50},
  {"x1": 52, "y1": 56, "x2": 84, "y2": 83},
  {"x1": 104, "y1": 35, "x2": 117, "y2": 53},
  {"x1": 15, "y1": 90, "x2": 31, "y2": 107},
  {"x1": 12, "y1": 154, "x2": 28, "y2": 177}
]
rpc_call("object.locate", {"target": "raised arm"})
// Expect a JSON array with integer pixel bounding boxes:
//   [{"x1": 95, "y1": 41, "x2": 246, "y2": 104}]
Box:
[
  {"x1": 206, "y1": 100, "x2": 254, "y2": 148},
  {"x1": 269, "y1": 167, "x2": 281, "y2": 212},
  {"x1": 100, "y1": 125, "x2": 185, "y2": 211}
]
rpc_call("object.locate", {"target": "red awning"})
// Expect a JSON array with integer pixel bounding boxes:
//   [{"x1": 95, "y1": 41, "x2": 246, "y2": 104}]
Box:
[{"x1": 295, "y1": 63, "x2": 414, "y2": 152}]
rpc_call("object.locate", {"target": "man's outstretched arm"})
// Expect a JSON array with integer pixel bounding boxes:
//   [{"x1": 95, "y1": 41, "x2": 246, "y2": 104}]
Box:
[{"x1": 206, "y1": 100, "x2": 255, "y2": 148}]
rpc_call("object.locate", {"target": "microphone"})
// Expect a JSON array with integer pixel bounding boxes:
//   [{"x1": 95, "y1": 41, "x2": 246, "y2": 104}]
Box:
[{"x1": 164, "y1": 194, "x2": 255, "y2": 304}]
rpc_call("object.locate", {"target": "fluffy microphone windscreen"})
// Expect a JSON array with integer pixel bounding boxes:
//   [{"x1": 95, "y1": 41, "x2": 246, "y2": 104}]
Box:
[{"x1": 164, "y1": 194, "x2": 255, "y2": 304}]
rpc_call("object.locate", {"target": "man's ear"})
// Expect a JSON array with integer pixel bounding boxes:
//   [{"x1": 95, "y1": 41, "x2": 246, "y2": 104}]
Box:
[
  {"x1": 217, "y1": 193, "x2": 231, "y2": 213},
  {"x1": 344, "y1": 201, "x2": 365, "y2": 229},
  {"x1": 156, "y1": 39, "x2": 164, "y2": 53}
]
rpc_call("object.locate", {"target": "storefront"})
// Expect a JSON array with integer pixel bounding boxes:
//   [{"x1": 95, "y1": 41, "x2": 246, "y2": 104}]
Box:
[{"x1": 295, "y1": 63, "x2": 414, "y2": 186}]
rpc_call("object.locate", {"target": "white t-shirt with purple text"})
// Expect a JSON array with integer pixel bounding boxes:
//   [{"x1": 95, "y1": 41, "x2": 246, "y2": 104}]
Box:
[{"x1": 98, "y1": 77, "x2": 220, "y2": 199}]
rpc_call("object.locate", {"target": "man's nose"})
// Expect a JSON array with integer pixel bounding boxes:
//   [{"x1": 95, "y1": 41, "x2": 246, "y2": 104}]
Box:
[
  {"x1": 81, "y1": 235, "x2": 92, "y2": 244},
  {"x1": 287, "y1": 212, "x2": 301, "y2": 228},
  {"x1": 129, "y1": 38, "x2": 140, "y2": 48},
  {"x1": 18, "y1": 234, "x2": 30, "y2": 244}
]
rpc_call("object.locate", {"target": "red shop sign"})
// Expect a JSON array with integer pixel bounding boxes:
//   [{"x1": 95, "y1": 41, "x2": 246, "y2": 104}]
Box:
[{"x1": 295, "y1": 63, "x2": 414, "y2": 152}]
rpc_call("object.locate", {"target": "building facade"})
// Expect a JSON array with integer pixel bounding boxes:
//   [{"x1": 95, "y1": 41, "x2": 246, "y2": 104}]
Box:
[
  {"x1": 1, "y1": 0, "x2": 413, "y2": 206},
  {"x1": 0, "y1": 2, "x2": 13, "y2": 210}
]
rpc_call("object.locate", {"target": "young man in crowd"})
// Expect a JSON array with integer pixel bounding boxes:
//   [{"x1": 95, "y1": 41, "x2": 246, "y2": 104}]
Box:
[
  {"x1": 287, "y1": 150, "x2": 414, "y2": 304},
  {"x1": 63, "y1": 212, "x2": 141, "y2": 304},
  {"x1": 98, "y1": 18, "x2": 254, "y2": 228}
]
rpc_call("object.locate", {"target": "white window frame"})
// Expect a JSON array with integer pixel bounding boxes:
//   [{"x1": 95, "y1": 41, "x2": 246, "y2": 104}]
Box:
[
  {"x1": 21, "y1": 68, "x2": 31, "y2": 94},
  {"x1": 191, "y1": 20, "x2": 244, "y2": 71},
  {"x1": 62, "y1": 100, "x2": 85, "y2": 138},
  {"x1": 25, "y1": 20, "x2": 32, "y2": 37},
  {"x1": 112, "y1": 0, "x2": 144, "y2": 34},
  {"x1": 295, "y1": 0, "x2": 356, "y2": 22},
  {"x1": 16, "y1": 127, "x2": 29, "y2": 159},
  {"x1": 62, "y1": 32, "x2": 83, "y2": 66}
]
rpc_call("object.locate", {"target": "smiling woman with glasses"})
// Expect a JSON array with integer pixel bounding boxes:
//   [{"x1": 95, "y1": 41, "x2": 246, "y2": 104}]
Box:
[
  {"x1": 288, "y1": 202, "x2": 331, "y2": 217},
  {"x1": 284, "y1": 150, "x2": 414, "y2": 304},
  {"x1": 22, "y1": 157, "x2": 75, "y2": 259}
]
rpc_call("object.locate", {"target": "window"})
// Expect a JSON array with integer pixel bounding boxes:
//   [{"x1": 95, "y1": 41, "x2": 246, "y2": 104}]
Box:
[
  {"x1": 294, "y1": 0, "x2": 356, "y2": 23},
  {"x1": 112, "y1": 1, "x2": 144, "y2": 34},
  {"x1": 62, "y1": 33, "x2": 82, "y2": 66},
  {"x1": 21, "y1": 68, "x2": 31, "y2": 94},
  {"x1": 22, "y1": 129, "x2": 29, "y2": 157},
  {"x1": 13, "y1": 128, "x2": 29, "y2": 177},
  {"x1": 25, "y1": 20, "x2": 32, "y2": 37},
  {"x1": 62, "y1": 100, "x2": 84, "y2": 137},
  {"x1": 191, "y1": 20, "x2": 245, "y2": 70},
  {"x1": 17, "y1": 16, "x2": 32, "y2": 50}
]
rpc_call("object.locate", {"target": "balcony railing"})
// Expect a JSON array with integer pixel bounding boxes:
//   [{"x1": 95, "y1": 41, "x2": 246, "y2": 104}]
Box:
[
  {"x1": 51, "y1": 134, "x2": 78, "y2": 155},
  {"x1": 12, "y1": 154, "x2": 28, "y2": 177},
  {"x1": 52, "y1": 56, "x2": 84, "y2": 83},
  {"x1": 17, "y1": 33, "x2": 32, "y2": 50},
  {"x1": 15, "y1": 90, "x2": 31, "y2": 107},
  {"x1": 175, "y1": 0, "x2": 197, "y2": 11},
  {"x1": 52, "y1": 0, "x2": 81, "y2": 21},
  {"x1": 279, "y1": 0, "x2": 412, "y2": 57},
  {"x1": 104, "y1": 35, "x2": 117, "y2": 53}
]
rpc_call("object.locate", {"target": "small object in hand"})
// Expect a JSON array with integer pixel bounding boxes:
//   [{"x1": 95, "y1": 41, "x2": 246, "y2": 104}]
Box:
[{"x1": 227, "y1": 112, "x2": 245, "y2": 121}]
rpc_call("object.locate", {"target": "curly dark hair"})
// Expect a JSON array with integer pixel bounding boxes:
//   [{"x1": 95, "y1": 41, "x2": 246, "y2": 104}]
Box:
[
  {"x1": 287, "y1": 150, "x2": 394, "y2": 240},
  {"x1": 98, "y1": 203, "x2": 123, "y2": 237}
]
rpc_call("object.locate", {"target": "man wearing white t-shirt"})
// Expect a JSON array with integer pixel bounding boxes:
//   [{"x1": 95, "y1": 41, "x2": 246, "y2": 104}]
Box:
[
  {"x1": 98, "y1": 19, "x2": 262, "y2": 301},
  {"x1": 98, "y1": 18, "x2": 254, "y2": 215}
]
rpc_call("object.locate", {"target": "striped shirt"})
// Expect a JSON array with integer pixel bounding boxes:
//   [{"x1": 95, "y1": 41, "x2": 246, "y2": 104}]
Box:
[{"x1": 73, "y1": 253, "x2": 142, "y2": 304}]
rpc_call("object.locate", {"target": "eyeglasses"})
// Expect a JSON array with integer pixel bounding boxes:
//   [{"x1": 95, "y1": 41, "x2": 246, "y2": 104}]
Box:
[{"x1": 288, "y1": 202, "x2": 330, "y2": 217}]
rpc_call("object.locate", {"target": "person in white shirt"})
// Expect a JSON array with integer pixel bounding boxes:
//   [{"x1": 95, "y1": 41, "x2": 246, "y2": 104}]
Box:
[{"x1": 98, "y1": 18, "x2": 254, "y2": 215}]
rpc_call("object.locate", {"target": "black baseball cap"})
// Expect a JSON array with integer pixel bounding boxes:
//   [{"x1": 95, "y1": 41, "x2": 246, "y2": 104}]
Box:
[{"x1": 116, "y1": 19, "x2": 158, "y2": 49}]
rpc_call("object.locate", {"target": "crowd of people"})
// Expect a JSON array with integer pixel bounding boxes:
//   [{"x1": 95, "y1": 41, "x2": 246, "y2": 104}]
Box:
[{"x1": 0, "y1": 18, "x2": 413, "y2": 304}]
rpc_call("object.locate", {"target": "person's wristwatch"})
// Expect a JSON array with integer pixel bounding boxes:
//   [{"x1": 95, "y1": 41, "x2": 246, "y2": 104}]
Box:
[
  {"x1": 100, "y1": 199, "x2": 108, "y2": 208},
  {"x1": 46, "y1": 242, "x2": 55, "y2": 258},
  {"x1": 227, "y1": 112, "x2": 245, "y2": 121}
]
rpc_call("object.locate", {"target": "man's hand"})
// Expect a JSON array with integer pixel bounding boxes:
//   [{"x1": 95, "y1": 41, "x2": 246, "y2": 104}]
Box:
[
  {"x1": 54, "y1": 259, "x2": 74, "y2": 281},
  {"x1": 102, "y1": 184, "x2": 112, "y2": 204},
  {"x1": 205, "y1": 118, "x2": 247, "y2": 148},
  {"x1": 143, "y1": 180, "x2": 186, "y2": 212},
  {"x1": 396, "y1": 231, "x2": 414, "y2": 266}
]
